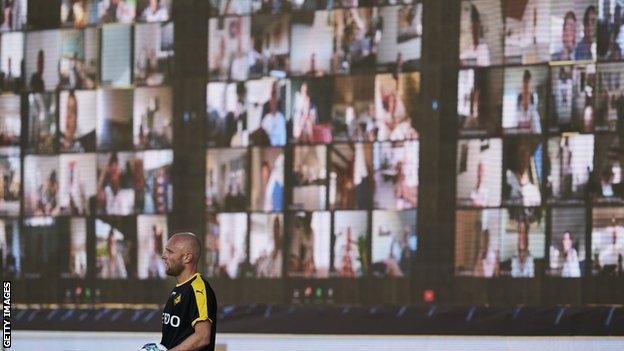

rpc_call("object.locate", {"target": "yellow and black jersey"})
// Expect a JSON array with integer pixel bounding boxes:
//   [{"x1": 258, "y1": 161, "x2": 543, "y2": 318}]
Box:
[{"x1": 161, "y1": 272, "x2": 217, "y2": 351}]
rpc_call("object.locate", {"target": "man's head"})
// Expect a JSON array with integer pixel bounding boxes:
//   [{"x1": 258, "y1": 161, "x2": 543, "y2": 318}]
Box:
[
  {"x1": 162, "y1": 232, "x2": 201, "y2": 277},
  {"x1": 583, "y1": 5, "x2": 597, "y2": 43},
  {"x1": 562, "y1": 11, "x2": 577, "y2": 54}
]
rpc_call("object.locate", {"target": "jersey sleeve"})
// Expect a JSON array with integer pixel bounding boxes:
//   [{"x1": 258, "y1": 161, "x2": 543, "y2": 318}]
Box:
[{"x1": 190, "y1": 278, "x2": 213, "y2": 327}]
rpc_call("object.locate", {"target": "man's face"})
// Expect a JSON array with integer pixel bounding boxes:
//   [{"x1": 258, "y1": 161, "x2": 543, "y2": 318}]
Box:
[
  {"x1": 162, "y1": 238, "x2": 185, "y2": 277},
  {"x1": 585, "y1": 10, "x2": 596, "y2": 41},
  {"x1": 563, "y1": 18, "x2": 577, "y2": 52}
]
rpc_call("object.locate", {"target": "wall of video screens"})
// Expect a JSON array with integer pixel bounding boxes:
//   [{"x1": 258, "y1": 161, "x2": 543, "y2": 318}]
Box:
[
  {"x1": 455, "y1": 0, "x2": 624, "y2": 279},
  {"x1": 205, "y1": 0, "x2": 422, "y2": 279},
  {"x1": 0, "y1": 0, "x2": 175, "y2": 281}
]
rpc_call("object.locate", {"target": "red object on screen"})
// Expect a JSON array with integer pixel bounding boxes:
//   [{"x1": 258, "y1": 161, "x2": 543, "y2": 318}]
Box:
[{"x1": 423, "y1": 289, "x2": 435, "y2": 303}]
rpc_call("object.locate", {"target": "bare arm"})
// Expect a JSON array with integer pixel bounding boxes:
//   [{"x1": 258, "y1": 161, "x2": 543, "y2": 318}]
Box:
[{"x1": 169, "y1": 321, "x2": 211, "y2": 351}]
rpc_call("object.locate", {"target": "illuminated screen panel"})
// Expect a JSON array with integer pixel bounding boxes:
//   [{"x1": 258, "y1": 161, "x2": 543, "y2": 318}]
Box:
[{"x1": 459, "y1": 0, "x2": 504, "y2": 67}]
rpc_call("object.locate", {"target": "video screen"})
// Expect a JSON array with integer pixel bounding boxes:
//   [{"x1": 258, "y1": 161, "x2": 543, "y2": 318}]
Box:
[
  {"x1": 61, "y1": 0, "x2": 99, "y2": 27},
  {"x1": 0, "y1": 218, "x2": 20, "y2": 279},
  {"x1": 504, "y1": 0, "x2": 551, "y2": 64},
  {"x1": 21, "y1": 216, "x2": 86, "y2": 279},
  {"x1": 97, "y1": 89, "x2": 134, "y2": 150},
  {"x1": 0, "y1": 94, "x2": 20, "y2": 146},
  {"x1": 456, "y1": 138, "x2": 502, "y2": 207},
  {"x1": 591, "y1": 207, "x2": 624, "y2": 276},
  {"x1": 205, "y1": 212, "x2": 248, "y2": 278},
  {"x1": 96, "y1": 216, "x2": 136, "y2": 279},
  {"x1": 250, "y1": 147, "x2": 284, "y2": 212},
  {"x1": 250, "y1": 14, "x2": 290, "y2": 78},
  {"x1": 331, "y1": 75, "x2": 375, "y2": 142},
  {"x1": 331, "y1": 7, "x2": 382, "y2": 74},
  {"x1": 459, "y1": 0, "x2": 503, "y2": 67},
  {"x1": 59, "y1": 90, "x2": 97, "y2": 153},
  {"x1": 0, "y1": 147, "x2": 20, "y2": 216},
  {"x1": 137, "y1": 214, "x2": 167, "y2": 279},
  {"x1": 500, "y1": 208, "x2": 545, "y2": 278},
  {"x1": 24, "y1": 155, "x2": 59, "y2": 216},
  {"x1": 206, "y1": 81, "x2": 251, "y2": 147},
  {"x1": 0, "y1": 0, "x2": 27, "y2": 32},
  {"x1": 286, "y1": 211, "x2": 330, "y2": 278},
  {"x1": 548, "y1": 207, "x2": 586, "y2": 277},
  {"x1": 549, "y1": 64, "x2": 596, "y2": 133},
  {"x1": 503, "y1": 136, "x2": 542, "y2": 206},
  {"x1": 97, "y1": 0, "x2": 136, "y2": 23},
  {"x1": 291, "y1": 145, "x2": 327, "y2": 211},
  {"x1": 329, "y1": 143, "x2": 373, "y2": 210},
  {"x1": 545, "y1": 134, "x2": 594, "y2": 204},
  {"x1": 137, "y1": 0, "x2": 171, "y2": 22},
  {"x1": 249, "y1": 213, "x2": 283, "y2": 278},
  {"x1": 502, "y1": 66, "x2": 548, "y2": 134},
  {"x1": 373, "y1": 140, "x2": 418, "y2": 209},
  {"x1": 597, "y1": 0, "x2": 624, "y2": 61},
  {"x1": 133, "y1": 86, "x2": 173, "y2": 149},
  {"x1": 550, "y1": 0, "x2": 597, "y2": 61},
  {"x1": 377, "y1": 4, "x2": 422, "y2": 70},
  {"x1": 101, "y1": 24, "x2": 132, "y2": 87},
  {"x1": 58, "y1": 153, "x2": 97, "y2": 215},
  {"x1": 208, "y1": 16, "x2": 252, "y2": 82},
  {"x1": 96, "y1": 152, "x2": 135, "y2": 215},
  {"x1": 246, "y1": 78, "x2": 288, "y2": 146},
  {"x1": 595, "y1": 62, "x2": 624, "y2": 132},
  {"x1": 0, "y1": 32, "x2": 23, "y2": 92},
  {"x1": 25, "y1": 30, "x2": 61, "y2": 92},
  {"x1": 289, "y1": 77, "x2": 334, "y2": 144},
  {"x1": 206, "y1": 148, "x2": 248, "y2": 212},
  {"x1": 27, "y1": 93, "x2": 57, "y2": 154},
  {"x1": 134, "y1": 22, "x2": 174, "y2": 86},
  {"x1": 333, "y1": 210, "x2": 368, "y2": 277},
  {"x1": 375, "y1": 72, "x2": 419, "y2": 141},
  {"x1": 59, "y1": 28, "x2": 98, "y2": 90},
  {"x1": 457, "y1": 68, "x2": 503, "y2": 136},
  {"x1": 290, "y1": 10, "x2": 334, "y2": 76},
  {"x1": 455, "y1": 209, "x2": 502, "y2": 278},
  {"x1": 371, "y1": 209, "x2": 417, "y2": 277},
  {"x1": 591, "y1": 133, "x2": 623, "y2": 202}
]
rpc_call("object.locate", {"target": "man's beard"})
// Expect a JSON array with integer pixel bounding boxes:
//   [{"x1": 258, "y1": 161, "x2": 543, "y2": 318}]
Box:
[{"x1": 165, "y1": 262, "x2": 184, "y2": 277}]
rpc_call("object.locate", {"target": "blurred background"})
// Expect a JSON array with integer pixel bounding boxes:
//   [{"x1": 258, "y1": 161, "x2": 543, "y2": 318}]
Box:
[{"x1": 1, "y1": 0, "x2": 624, "y2": 350}]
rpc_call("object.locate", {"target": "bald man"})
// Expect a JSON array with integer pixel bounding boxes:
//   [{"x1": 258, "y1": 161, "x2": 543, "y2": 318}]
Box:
[{"x1": 160, "y1": 232, "x2": 217, "y2": 351}]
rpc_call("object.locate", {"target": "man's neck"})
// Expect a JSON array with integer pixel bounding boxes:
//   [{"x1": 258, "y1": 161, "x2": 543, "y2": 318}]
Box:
[{"x1": 176, "y1": 269, "x2": 199, "y2": 285}]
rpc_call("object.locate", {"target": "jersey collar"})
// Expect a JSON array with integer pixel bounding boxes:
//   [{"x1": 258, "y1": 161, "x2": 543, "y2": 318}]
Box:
[{"x1": 176, "y1": 272, "x2": 201, "y2": 287}]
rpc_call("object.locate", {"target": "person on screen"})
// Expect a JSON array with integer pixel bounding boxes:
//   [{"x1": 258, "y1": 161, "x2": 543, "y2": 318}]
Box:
[
  {"x1": 506, "y1": 142, "x2": 540, "y2": 206},
  {"x1": 141, "y1": 0, "x2": 168, "y2": 22},
  {"x1": 62, "y1": 161, "x2": 87, "y2": 215},
  {"x1": 263, "y1": 155, "x2": 284, "y2": 212},
  {"x1": 473, "y1": 229, "x2": 498, "y2": 278},
  {"x1": 100, "y1": 0, "x2": 135, "y2": 23},
  {"x1": 515, "y1": 69, "x2": 541, "y2": 133},
  {"x1": 288, "y1": 212, "x2": 315, "y2": 277},
  {"x1": 460, "y1": 4, "x2": 491, "y2": 66},
  {"x1": 338, "y1": 227, "x2": 357, "y2": 278},
  {"x1": 554, "y1": 11, "x2": 577, "y2": 61},
  {"x1": 574, "y1": 5, "x2": 597, "y2": 60},
  {"x1": 599, "y1": 166, "x2": 616, "y2": 197},
  {"x1": 60, "y1": 91, "x2": 94, "y2": 152},
  {"x1": 148, "y1": 225, "x2": 165, "y2": 278},
  {"x1": 97, "y1": 152, "x2": 135, "y2": 215},
  {"x1": 511, "y1": 220, "x2": 534, "y2": 278},
  {"x1": 0, "y1": 0, "x2": 13, "y2": 31},
  {"x1": 35, "y1": 170, "x2": 59, "y2": 216},
  {"x1": 104, "y1": 228, "x2": 127, "y2": 278},
  {"x1": 261, "y1": 85, "x2": 287, "y2": 146},
  {"x1": 559, "y1": 231, "x2": 581, "y2": 277},
  {"x1": 470, "y1": 161, "x2": 488, "y2": 207},
  {"x1": 598, "y1": 221, "x2": 624, "y2": 274},
  {"x1": 30, "y1": 50, "x2": 45, "y2": 93},
  {"x1": 256, "y1": 216, "x2": 282, "y2": 278},
  {"x1": 292, "y1": 82, "x2": 317, "y2": 143}
]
